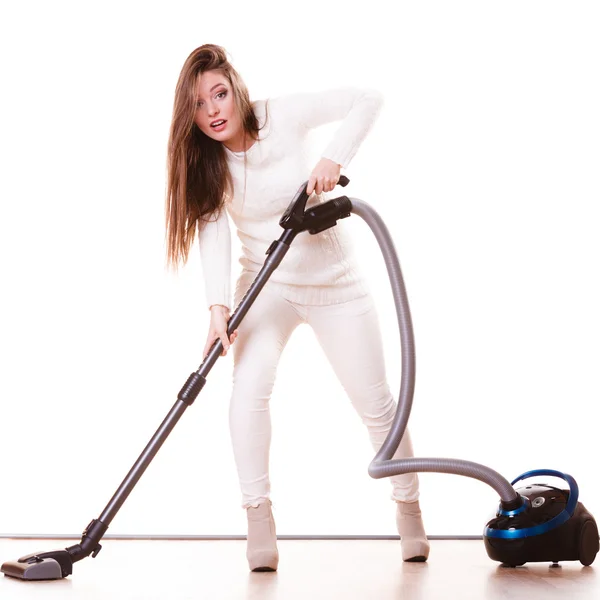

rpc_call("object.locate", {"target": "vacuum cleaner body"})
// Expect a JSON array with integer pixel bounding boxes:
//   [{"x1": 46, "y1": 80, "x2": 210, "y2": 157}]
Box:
[{"x1": 483, "y1": 471, "x2": 599, "y2": 566}]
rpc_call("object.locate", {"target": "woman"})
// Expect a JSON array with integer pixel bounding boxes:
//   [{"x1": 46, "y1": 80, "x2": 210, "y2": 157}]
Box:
[{"x1": 165, "y1": 44, "x2": 429, "y2": 572}]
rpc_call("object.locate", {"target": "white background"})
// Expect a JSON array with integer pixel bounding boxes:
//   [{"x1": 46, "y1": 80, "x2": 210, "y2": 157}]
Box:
[{"x1": 0, "y1": 0, "x2": 598, "y2": 538}]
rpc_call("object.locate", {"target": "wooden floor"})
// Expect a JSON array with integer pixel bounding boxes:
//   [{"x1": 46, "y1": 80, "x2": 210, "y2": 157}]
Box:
[{"x1": 0, "y1": 539, "x2": 597, "y2": 599}]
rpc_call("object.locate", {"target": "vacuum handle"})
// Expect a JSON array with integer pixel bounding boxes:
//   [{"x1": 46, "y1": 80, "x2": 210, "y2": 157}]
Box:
[
  {"x1": 336, "y1": 174, "x2": 350, "y2": 188},
  {"x1": 302, "y1": 175, "x2": 350, "y2": 194},
  {"x1": 280, "y1": 175, "x2": 350, "y2": 230}
]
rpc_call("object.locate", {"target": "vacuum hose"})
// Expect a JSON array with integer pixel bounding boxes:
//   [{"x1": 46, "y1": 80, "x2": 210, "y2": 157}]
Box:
[{"x1": 348, "y1": 198, "x2": 521, "y2": 508}]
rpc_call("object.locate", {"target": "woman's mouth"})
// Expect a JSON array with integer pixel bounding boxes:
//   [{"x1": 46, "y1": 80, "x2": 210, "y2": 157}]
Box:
[{"x1": 210, "y1": 119, "x2": 227, "y2": 132}]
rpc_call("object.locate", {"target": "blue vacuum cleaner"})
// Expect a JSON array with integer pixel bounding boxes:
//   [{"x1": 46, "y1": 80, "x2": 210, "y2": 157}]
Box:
[
  {"x1": 483, "y1": 469, "x2": 597, "y2": 566},
  {"x1": 2, "y1": 176, "x2": 597, "y2": 580}
]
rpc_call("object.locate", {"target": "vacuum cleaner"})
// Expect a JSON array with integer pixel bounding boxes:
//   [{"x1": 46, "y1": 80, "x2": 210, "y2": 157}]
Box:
[{"x1": 2, "y1": 176, "x2": 597, "y2": 580}]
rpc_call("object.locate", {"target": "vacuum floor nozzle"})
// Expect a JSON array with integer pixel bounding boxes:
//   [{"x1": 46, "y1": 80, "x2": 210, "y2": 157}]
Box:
[{"x1": 2, "y1": 549, "x2": 73, "y2": 580}]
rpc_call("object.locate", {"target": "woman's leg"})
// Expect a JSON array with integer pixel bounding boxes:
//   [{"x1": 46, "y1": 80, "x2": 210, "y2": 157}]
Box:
[
  {"x1": 229, "y1": 280, "x2": 303, "y2": 571},
  {"x1": 307, "y1": 293, "x2": 429, "y2": 561},
  {"x1": 307, "y1": 293, "x2": 419, "y2": 501},
  {"x1": 229, "y1": 282, "x2": 303, "y2": 509}
]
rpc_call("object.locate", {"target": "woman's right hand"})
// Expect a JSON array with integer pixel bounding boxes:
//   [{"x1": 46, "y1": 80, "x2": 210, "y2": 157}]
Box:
[{"x1": 203, "y1": 304, "x2": 238, "y2": 359}]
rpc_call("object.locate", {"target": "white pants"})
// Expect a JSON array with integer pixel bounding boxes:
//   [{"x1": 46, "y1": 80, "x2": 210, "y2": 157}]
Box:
[{"x1": 230, "y1": 278, "x2": 420, "y2": 509}]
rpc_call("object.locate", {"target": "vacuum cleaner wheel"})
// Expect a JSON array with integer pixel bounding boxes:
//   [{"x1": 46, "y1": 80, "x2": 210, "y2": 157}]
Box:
[{"x1": 579, "y1": 519, "x2": 599, "y2": 566}]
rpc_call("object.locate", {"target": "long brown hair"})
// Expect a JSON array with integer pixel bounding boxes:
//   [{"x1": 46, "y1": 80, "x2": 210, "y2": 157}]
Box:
[{"x1": 164, "y1": 44, "x2": 263, "y2": 270}]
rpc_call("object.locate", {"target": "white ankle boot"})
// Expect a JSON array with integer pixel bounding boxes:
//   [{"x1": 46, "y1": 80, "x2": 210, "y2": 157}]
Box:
[
  {"x1": 246, "y1": 499, "x2": 279, "y2": 571},
  {"x1": 396, "y1": 499, "x2": 430, "y2": 562}
]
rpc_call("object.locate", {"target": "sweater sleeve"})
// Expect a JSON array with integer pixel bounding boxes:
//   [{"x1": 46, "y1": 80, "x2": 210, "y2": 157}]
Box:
[
  {"x1": 274, "y1": 87, "x2": 384, "y2": 168},
  {"x1": 197, "y1": 207, "x2": 232, "y2": 311}
]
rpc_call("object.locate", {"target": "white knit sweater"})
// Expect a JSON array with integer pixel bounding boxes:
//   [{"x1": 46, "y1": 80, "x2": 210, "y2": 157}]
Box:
[{"x1": 197, "y1": 87, "x2": 384, "y2": 311}]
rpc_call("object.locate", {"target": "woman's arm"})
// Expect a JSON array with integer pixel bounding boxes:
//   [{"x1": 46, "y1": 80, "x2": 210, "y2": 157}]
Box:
[
  {"x1": 197, "y1": 207, "x2": 232, "y2": 312},
  {"x1": 275, "y1": 87, "x2": 384, "y2": 169}
]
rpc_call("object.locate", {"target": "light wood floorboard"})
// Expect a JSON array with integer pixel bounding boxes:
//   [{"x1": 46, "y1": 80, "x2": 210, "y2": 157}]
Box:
[{"x1": 0, "y1": 539, "x2": 597, "y2": 599}]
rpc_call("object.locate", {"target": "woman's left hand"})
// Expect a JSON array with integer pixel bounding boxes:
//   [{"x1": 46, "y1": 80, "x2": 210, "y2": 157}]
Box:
[{"x1": 306, "y1": 157, "x2": 342, "y2": 195}]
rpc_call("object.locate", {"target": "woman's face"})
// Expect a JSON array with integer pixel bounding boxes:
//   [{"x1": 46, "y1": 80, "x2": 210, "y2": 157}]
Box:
[{"x1": 194, "y1": 70, "x2": 244, "y2": 151}]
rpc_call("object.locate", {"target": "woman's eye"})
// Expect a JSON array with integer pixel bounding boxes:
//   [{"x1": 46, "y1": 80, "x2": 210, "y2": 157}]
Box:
[{"x1": 195, "y1": 90, "x2": 225, "y2": 108}]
